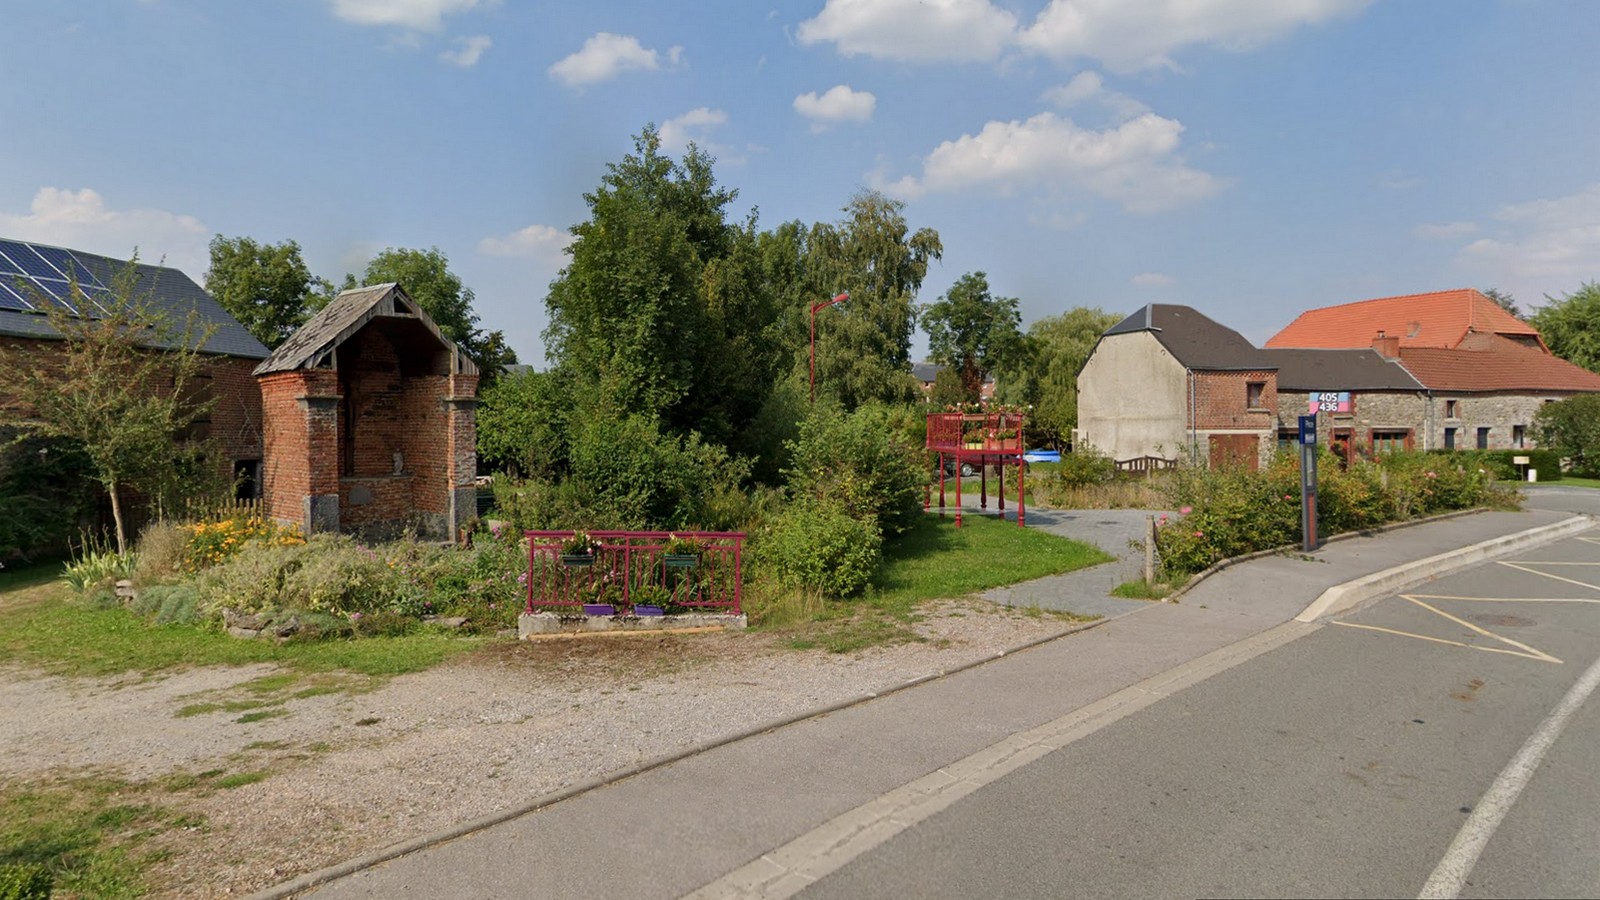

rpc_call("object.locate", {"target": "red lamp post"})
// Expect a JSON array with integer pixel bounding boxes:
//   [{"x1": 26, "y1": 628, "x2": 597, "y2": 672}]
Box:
[{"x1": 810, "y1": 291, "x2": 849, "y2": 403}]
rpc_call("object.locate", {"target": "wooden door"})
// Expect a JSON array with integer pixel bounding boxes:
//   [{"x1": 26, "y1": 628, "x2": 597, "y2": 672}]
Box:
[{"x1": 1208, "y1": 434, "x2": 1259, "y2": 471}]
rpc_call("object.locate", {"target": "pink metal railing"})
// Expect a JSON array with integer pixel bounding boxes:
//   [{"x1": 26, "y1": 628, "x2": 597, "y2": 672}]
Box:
[{"x1": 524, "y1": 530, "x2": 745, "y2": 616}]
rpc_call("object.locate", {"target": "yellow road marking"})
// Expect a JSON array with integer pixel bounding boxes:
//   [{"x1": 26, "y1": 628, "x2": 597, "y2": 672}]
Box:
[
  {"x1": 1497, "y1": 561, "x2": 1600, "y2": 593},
  {"x1": 1330, "y1": 621, "x2": 1556, "y2": 662},
  {"x1": 1402, "y1": 596, "x2": 1562, "y2": 664}
]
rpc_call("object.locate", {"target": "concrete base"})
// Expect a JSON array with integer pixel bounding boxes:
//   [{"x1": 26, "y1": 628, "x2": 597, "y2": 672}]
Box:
[{"x1": 519, "y1": 611, "x2": 747, "y2": 638}]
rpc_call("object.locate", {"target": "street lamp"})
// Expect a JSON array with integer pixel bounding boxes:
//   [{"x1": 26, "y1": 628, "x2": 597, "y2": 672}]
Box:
[{"x1": 810, "y1": 291, "x2": 849, "y2": 403}]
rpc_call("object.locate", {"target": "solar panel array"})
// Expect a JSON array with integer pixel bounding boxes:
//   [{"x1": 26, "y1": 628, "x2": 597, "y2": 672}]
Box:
[{"x1": 0, "y1": 239, "x2": 119, "y2": 316}]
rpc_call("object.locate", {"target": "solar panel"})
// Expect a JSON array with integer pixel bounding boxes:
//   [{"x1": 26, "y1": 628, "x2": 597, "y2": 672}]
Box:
[
  {"x1": 33, "y1": 245, "x2": 104, "y2": 289},
  {"x1": 27, "y1": 279, "x2": 83, "y2": 315},
  {"x1": 0, "y1": 281, "x2": 33, "y2": 311},
  {"x1": 5, "y1": 244, "x2": 65, "y2": 280},
  {"x1": 0, "y1": 244, "x2": 26, "y2": 276}
]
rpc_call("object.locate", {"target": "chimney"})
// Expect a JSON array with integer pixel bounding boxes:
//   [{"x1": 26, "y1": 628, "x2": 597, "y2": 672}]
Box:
[{"x1": 1371, "y1": 330, "x2": 1400, "y2": 359}]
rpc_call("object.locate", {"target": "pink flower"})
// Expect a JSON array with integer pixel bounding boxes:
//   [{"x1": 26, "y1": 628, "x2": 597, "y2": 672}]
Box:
[
  {"x1": 1194, "y1": 530, "x2": 1204, "y2": 538},
  {"x1": 1179, "y1": 506, "x2": 1192, "y2": 515},
  {"x1": 1284, "y1": 494, "x2": 1293, "y2": 500}
]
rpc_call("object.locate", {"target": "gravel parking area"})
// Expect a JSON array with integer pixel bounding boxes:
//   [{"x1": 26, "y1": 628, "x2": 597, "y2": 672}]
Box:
[{"x1": 0, "y1": 599, "x2": 1089, "y2": 898}]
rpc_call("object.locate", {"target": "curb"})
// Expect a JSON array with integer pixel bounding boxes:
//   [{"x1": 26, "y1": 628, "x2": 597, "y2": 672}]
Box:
[
  {"x1": 1164, "y1": 507, "x2": 1490, "y2": 604},
  {"x1": 246, "y1": 615, "x2": 1112, "y2": 900},
  {"x1": 1294, "y1": 514, "x2": 1595, "y2": 623}
]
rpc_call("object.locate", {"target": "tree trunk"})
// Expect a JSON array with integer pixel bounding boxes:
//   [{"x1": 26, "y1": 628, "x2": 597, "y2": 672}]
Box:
[{"x1": 107, "y1": 475, "x2": 128, "y2": 557}]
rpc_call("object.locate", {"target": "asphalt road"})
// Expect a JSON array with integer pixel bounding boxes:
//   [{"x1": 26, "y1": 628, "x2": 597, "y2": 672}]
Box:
[{"x1": 801, "y1": 529, "x2": 1600, "y2": 900}]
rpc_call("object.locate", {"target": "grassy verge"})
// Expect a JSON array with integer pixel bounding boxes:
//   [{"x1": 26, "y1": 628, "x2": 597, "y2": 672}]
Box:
[
  {"x1": 1111, "y1": 579, "x2": 1172, "y2": 601},
  {"x1": 1556, "y1": 475, "x2": 1600, "y2": 489},
  {"x1": 0, "y1": 564, "x2": 489, "y2": 679},
  {"x1": 784, "y1": 513, "x2": 1111, "y2": 653}
]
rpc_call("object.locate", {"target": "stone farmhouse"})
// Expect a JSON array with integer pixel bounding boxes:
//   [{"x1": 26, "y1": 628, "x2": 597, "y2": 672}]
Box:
[
  {"x1": 0, "y1": 238, "x2": 478, "y2": 543},
  {"x1": 1077, "y1": 291, "x2": 1600, "y2": 469}
]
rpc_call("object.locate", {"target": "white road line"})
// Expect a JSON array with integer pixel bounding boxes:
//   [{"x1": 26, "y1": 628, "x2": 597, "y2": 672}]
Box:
[
  {"x1": 1497, "y1": 561, "x2": 1600, "y2": 592},
  {"x1": 1417, "y1": 648, "x2": 1600, "y2": 899}
]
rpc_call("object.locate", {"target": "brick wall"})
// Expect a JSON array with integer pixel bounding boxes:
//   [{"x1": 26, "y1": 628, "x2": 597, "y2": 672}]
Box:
[{"x1": 1189, "y1": 369, "x2": 1276, "y2": 466}]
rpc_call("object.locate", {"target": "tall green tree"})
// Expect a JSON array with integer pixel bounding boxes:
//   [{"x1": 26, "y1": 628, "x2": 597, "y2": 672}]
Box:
[
  {"x1": 1530, "y1": 282, "x2": 1600, "y2": 374},
  {"x1": 1482, "y1": 287, "x2": 1520, "y2": 319},
  {"x1": 350, "y1": 247, "x2": 517, "y2": 375},
  {"x1": 543, "y1": 125, "x2": 780, "y2": 447},
  {"x1": 802, "y1": 190, "x2": 942, "y2": 409},
  {"x1": 994, "y1": 307, "x2": 1122, "y2": 449},
  {"x1": 920, "y1": 271, "x2": 1023, "y2": 398},
  {"x1": 0, "y1": 263, "x2": 217, "y2": 554},
  {"x1": 204, "y1": 235, "x2": 325, "y2": 348},
  {"x1": 1533, "y1": 394, "x2": 1600, "y2": 476}
]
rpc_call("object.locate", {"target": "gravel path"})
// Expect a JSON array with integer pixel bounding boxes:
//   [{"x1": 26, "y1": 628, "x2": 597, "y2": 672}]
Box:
[{"x1": 0, "y1": 600, "x2": 1089, "y2": 898}]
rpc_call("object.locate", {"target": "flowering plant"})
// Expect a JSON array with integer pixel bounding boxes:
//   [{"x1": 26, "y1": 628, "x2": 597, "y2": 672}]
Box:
[{"x1": 561, "y1": 531, "x2": 597, "y2": 556}]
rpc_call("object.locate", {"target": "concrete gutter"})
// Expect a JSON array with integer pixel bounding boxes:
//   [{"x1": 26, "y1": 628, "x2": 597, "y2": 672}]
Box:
[{"x1": 1295, "y1": 514, "x2": 1595, "y2": 622}]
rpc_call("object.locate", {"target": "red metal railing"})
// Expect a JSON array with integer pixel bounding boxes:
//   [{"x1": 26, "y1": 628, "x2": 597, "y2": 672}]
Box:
[
  {"x1": 524, "y1": 530, "x2": 745, "y2": 616},
  {"x1": 925, "y1": 411, "x2": 1027, "y2": 527}
]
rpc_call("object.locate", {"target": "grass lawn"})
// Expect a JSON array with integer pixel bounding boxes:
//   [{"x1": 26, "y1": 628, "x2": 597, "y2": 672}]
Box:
[
  {"x1": 0, "y1": 563, "x2": 488, "y2": 679},
  {"x1": 1556, "y1": 475, "x2": 1600, "y2": 489},
  {"x1": 785, "y1": 512, "x2": 1111, "y2": 653}
]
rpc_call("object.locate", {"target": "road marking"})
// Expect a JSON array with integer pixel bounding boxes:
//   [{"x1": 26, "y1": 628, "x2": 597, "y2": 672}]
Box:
[
  {"x1": 1497, "y1": 561, "x2": 1600, "y2": 593},
  {"x1": 682, "y1": 621, "x2": 1318, "y2": 899},
  {"x1": 1406, "y1": 594, "x2": 1600, "y2": 605},
  {"x1": 1330, "y1": 594, "x2": 1564, "y2": 664},
  {"x1": 1418, "y1": 648, "x2": 1600, "y2": 898}
]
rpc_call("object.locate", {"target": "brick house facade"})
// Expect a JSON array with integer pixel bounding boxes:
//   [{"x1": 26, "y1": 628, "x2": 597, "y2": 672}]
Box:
[{"x1": 254, "y1": 283, "x2": 479, "y2": 541}]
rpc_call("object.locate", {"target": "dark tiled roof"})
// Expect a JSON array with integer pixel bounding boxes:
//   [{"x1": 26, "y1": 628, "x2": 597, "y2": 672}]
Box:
[
  {"x1": 0, "y1": 241, "x2": 269, "y2": 360},
  {"x1": 1104, "y1": 304, "x2": 1271, "y2": 370},
  {"x1": 1266, "y1": 288, "x2": 1543, "y2": 351},
  {"x1": 1258, "y1": 348, "x2": 1424, "y2": 392},
  {"x1": 255, "y1": 282, "x2": 479, "y2": 376},
  {"x1": 1398, "y1": 336, "x2": 1600, "y2": 393}
]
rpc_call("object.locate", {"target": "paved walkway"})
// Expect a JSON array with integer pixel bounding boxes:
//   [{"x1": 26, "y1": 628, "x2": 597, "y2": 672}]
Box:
[{"x1": 281, "y1": 502, "x2": 1592, "y2": 900}]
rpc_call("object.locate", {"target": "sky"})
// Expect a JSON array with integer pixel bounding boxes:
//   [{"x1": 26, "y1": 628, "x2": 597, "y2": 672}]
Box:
[{"x1": 3, "y1": 0, "x2": 1598, "y2": 363}]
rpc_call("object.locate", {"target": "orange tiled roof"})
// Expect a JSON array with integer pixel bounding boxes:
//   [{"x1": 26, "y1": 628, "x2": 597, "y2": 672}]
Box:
[
  {"x1": 1398, "y1": 335, "x2": 1600, "y2": 393},
  {"x1": 1266, "y1": 289, "x2": 1545, "y2": 350}
]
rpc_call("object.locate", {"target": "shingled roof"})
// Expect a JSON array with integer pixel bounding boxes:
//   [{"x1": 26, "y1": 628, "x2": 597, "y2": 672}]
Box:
[
  {"x1": 1258, "y1": 348, "x2": 1424, "y2": 392},
  {"x1": 1398, "y1": 335, "x2": 1600, "y2": 393},
  {"x1": 254, "y1": 282, "x2": 478, "y2": 376},
  {"x1": 0, "y1": 240, "x2": 269, "y2": 360},
  {"x1": 1266, "y1": 289, "x2": 1544, "y2": 351},
  {"x1": 1103, "y1": 304, "x2": 1271, "y2": 371}
]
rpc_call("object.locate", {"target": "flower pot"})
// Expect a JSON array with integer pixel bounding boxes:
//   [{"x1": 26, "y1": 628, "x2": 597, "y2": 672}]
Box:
[
  {"x1": 561, "y1": 554, "x2": 594, "y2": 568},
  {"x1": 582, "y1": 603, "x2": 615, "y2": 616},
  {"x1": 633, "y1": 604, "x2": 665, "y2": 616},
  {"x1": 663, "y1": 554, "x2": 698, "y2": 569}
]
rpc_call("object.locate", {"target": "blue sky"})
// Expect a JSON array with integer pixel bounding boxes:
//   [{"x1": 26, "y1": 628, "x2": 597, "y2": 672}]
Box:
[{"x1": 3, "y1": 0, "x2": 1598, "y2": 361}]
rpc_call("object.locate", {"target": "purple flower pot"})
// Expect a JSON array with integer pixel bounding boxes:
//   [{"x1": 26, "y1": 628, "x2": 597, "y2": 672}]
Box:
[
  {"x1": 582, "y1": 603, "x2": 615, "y2": 616},
  {"x1": 633, "y1": 605, "x2": 665, "y2": 616}
]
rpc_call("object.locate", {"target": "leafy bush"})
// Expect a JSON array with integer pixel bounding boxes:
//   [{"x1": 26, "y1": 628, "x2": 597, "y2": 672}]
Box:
[
  {"x1": 782, "y1": 402, "x2": 925, "y2": 536},
  {"x1": 0, "y1": 434, "x2": 95, "y2": 563},
  {"x1": 753, "y1": 501, "x2": 882, "y2": 598},
  {"x1": 132, "y1": 520, "x2": 190, "y2": 584},
  {"x1": 1427, "y1": 448, "x2": 1562, "y2": 482},
  {"x1": 1535, "y1": 394, "x2": 1600, "y2": 477},
  {"x1": 61, "y1": 540, "x2": 135, "y2": 594},
  {"x1": 1049, "y1": 446, "x2": 1116, "y2": 490},
  {"x1": 129, "y1": 583, "x2": 204, "y2": 625},
  {"x1": 0, "y1": 863, "x2": 53, "y2": 900}
]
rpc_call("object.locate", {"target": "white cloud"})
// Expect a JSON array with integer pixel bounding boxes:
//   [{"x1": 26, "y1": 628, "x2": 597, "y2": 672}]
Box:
[
  {"x1": 548, "y1": 33, "x2": 683, "y2": 87},
  {"x1": 477, "y1": 224, "x2": 572, "y2": 267},
  {"x1": 797, "y1": 0, "x2": 1017, "y2": 63},
  {"x1": 0, "y1": 187, "x2": 209, "y2": 278},
  {"x1": 1457, "y1": 183, "x2": 1600, "y2": 288},
  {"x1": 1020, "y1": 0, "x2": 1374, "y2": 72},
  {"x1": 793, "y1": 85, "x2": 876, "y2": 130},
  {"x1": 881, "y1": 111, "x2": 1221, "y2": 213},
  {"x1": 440, "y1": 34, "x2": 491, "y2": 67},
  {"x1": 1042, "y1": 71, "x2": 1150, "y2": 120},
  {"x1": 1132, "y1": 272, "x2": 1176, "y2": 287},
  {"x1": 659, "y1": 108, "x2": 729, "y2": 152},
  {"x1": 1414, "y1": 221, "x2": 1477, "y2": 240},
  {"x1": 329, "y1": 0, "x2": 488, "y2": 31}
]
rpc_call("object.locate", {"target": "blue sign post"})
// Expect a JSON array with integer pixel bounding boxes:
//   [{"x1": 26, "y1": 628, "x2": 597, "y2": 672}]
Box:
[{"x1": 1299, "y1": 414, "x2": 1319, "y2": 551}]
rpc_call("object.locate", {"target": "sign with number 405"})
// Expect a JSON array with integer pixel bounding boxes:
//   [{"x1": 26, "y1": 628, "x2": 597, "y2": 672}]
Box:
[{"x1": 1307, "y1": 391, "x2": 1351, "y2": 414}]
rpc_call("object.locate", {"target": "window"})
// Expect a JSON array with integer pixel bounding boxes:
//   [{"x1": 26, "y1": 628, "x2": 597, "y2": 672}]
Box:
[
  {"x1": 1246, "y1": 381, "x2": 1266, "y2": 409},
  {"x1": 233, "y1": 459, "x2": 261, "y2": 500},
  {"x1": 1445, "y1": 399, "x2": 1458, "y2": 418},
  {"x1": 1444, "y1": 427, "x2": 1456, "y2": 450},
  {"x1": 1477, "y1": 427, "x2": 1491, "y2": 450},
  {"x1": 1278, "y1": 428, "x2": 1299, "y2": 451},
  {"x1": 1513, "y1": 425, "x2": 1526, "y2": 448},
  {"x1": 1372, "y1": 430, "x2": 1410, "y2": 454}
]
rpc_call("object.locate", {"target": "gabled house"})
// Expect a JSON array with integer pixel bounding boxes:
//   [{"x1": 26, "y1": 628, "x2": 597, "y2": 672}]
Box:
[
  {"x1": 1076, "y1": 305, "x2": 1277, "y2": 469},
  {"x1": 0, "y1": 237, "x2": 270, "y2": 497},
  {"x1": 253, "y1": 283, "x2": 479, "y2": 541},
  {"x1": 1267, "y1": 288, "x2": 1545, "y2": 351}
]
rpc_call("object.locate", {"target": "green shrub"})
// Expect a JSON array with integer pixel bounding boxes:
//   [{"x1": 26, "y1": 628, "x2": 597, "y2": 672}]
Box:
[
  {"x1": 61, "y1": 540, "x2": 135, "y2": 594},
  {"x1": 129, "y1": 584, "x2": 204, "y2": 625},
  {"x1": 1050, "y1": 446, "x2": 1116, "y2": 490},
  {"x1": 1535, "y1": 394, "x2": 1600, "y2": 477},
  {"x1": 0, "y1": 863, "x2": 53, "y2": 900},
  {"x1": 782, "y1": 402, "x2": 925, "y2": 536},
  {"x1": 753, "y1": 501, "x2": 882, "y2": 598}
]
